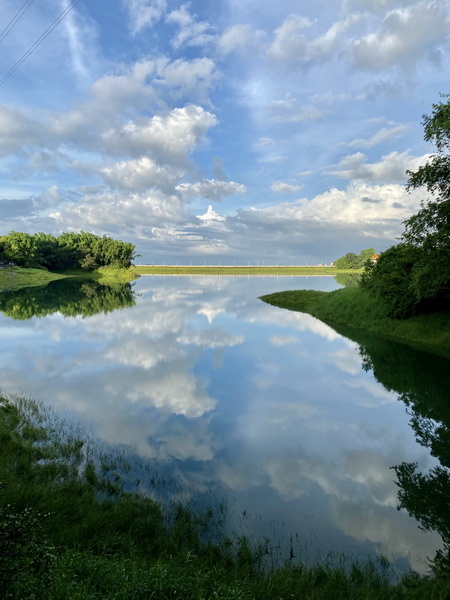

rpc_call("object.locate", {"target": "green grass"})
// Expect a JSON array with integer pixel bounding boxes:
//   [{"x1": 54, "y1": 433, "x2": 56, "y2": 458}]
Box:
[
  {"x1": 260, "y1": 287, "x2": 450, "y2": 357},
  {"x1": 1, "y1": 394, "x2": 450, "y2": 599},
  {"x1": 0, "y1": 267, "x2": 68, "y2": 290},
  {"x1": 135, "y1": 265, "x2": 358, "y2": 276},
  {"x1": 0, "y1": 266, "x2": 140, "y2": 291}
]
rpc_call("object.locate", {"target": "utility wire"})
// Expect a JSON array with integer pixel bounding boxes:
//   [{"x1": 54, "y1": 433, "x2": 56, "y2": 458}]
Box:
[
  {"x1": 0, "y1": 0, "x2": 81, "y2": 87},
  {"x1": 0, "y1": 0, "x2": 35, "y2": 43}
]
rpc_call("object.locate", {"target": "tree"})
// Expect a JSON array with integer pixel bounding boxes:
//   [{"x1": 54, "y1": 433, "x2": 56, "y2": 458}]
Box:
[
  {"x1": 334, "y1": 248, "x2": 375, "y2": 269},
  {"x1": 361, "y1": 96, "x2": 450, "y2": 317},
  {"x1": 1, "y1": 231, "x2": 38, "y2": 267}
]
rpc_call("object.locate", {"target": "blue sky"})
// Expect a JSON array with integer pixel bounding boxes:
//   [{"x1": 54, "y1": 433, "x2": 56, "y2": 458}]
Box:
[{"x1": 0, "y1": 0, "x2": 449, "y2": 264}]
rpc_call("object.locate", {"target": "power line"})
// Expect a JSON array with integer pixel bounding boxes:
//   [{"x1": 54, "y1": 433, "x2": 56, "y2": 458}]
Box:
[
  {"x1": 0, "y1": 0, "x2": 35, "y2": 43},
  {"x1": 0, "y1": 0, "x2": 81, "y2": 87}
]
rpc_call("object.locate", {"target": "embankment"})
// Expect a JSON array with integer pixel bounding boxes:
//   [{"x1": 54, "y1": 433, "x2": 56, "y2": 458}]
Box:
[
  {"x1": 0, "y1": 266, "x2": 140, "y2": 291},
  {"x1": 260, "y1": 286, "x2": 450, "y2": 358}
]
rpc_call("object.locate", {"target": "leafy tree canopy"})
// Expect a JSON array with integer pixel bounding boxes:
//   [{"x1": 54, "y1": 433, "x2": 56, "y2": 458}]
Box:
[
  {"x1": 361, "y1": 96, "x2": 450, "y2": 318},
  {"x1": 334, "y1": 248, "x2": 375, "y2": 270},
  {"x1": 0, "y1": 231, "x2": 136, "y2": 271}
]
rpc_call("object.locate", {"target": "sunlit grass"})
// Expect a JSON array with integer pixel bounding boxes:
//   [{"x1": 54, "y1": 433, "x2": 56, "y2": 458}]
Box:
[
  {"x1": 0, "y1": 267, "x2": 67, "y2": 290},
  {"x1": 0, "y1": 266, "x2": 139, "y2": 292},
  {"x1": 135, "y1": 265, "x2": 358, "y2": 276},
  {"x1": 260, "y1": 287, "x2": 450, "y2": 357}
]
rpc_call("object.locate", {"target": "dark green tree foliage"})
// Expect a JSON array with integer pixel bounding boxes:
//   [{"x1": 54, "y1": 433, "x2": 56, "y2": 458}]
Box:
[
  {"x1": 362, "y1": 96, "x2": 450, "y2": 318},
  {"x1": 1, "y1": 231, "x2": 38, "y2": 267},
  {"x1": 334, "y1": 248, "x2": 375, "y2": 269},
  {"x1": 0, "y1": 231, "x2": 136, "y2": 271}
]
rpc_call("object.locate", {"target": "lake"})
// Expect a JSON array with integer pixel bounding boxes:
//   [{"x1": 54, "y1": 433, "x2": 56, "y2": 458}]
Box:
[{"x1": 0, "y1": 274, "x2": 448, "y2": 574}]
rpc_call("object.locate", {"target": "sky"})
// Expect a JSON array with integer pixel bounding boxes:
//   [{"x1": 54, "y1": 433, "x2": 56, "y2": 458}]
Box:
[{"x1": 0, "y1": 0, "x2": 449, "y2": 265}]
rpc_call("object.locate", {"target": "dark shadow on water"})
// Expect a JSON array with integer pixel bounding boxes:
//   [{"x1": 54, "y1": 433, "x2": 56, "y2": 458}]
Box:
[
  {"x1": 0, "y1": 278, "x2": 136, "y2": 320},
  {"x1": 327, "y1": 320, "x2": 450, "y2": 575}
]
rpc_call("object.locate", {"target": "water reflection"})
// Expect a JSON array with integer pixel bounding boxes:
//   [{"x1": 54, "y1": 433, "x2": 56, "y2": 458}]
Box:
[
  {"x1": 336, "y1": 324, "x2": 450, "y2": 575},
  {"x1": 0, "y1": 278, "x2": 136, "y2": 319},
  {"x1": 0, "y1": 275, "x2": 445, "y2": 573}
]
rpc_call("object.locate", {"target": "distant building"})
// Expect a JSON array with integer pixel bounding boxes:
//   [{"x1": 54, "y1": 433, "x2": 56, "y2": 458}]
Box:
[{"x1": 370, "y1": 253, "x2": 380, "y2": 264}]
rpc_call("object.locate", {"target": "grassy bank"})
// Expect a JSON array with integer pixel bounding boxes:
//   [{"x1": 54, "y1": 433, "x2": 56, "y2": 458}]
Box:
[
  {"x1": 0, "y1": 267, "x2": 68, "y2": 290},
  {"x1": 260, "y1": 287, "x2": 450, "y2": 357},
  {"x1": 136, "y1": 265, "x2": 357, "y2": 276},
  {"x1": 0, "y1": 266, "x2": 139, "y2": 291},
  {"x1": 1, "y1": 394, "x2": 449, "y2": 599}
]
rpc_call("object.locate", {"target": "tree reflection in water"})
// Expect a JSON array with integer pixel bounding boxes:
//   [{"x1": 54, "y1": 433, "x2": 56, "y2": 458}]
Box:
[
  {"x1": 339, "y1": 323, "x2": 450, "y2": 575},
  {"x1": 0, "y1": 278, "x2": 136, "y2": 320}
]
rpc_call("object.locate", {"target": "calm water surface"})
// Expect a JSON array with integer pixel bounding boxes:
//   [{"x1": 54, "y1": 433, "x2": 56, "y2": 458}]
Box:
[{"x1": 1, "y1": 275, "x2": 448, "y2": 573}]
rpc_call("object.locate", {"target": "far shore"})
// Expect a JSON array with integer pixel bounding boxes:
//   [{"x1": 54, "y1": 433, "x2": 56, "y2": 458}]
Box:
[{"x1": 135, "y1": 265, "x2": 357, "y2": 276}]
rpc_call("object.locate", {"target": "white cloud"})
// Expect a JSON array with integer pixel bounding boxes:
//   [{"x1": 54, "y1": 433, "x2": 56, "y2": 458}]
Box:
[
  {"x1": 166, "y1": 4, "x2": 215, "y2": 49},
  {"x1": 267, "y1": 13, "x2": 312, "y2": 63},
  {"x1": 125, "y1": 0, "x2": 167, "y2": 35},
  {"x1": 197, "y1": 205, "x2": 225, "y2": 223},
  {"x1": 106, "y1": 105, "x2": 218, "y2": 164},
  {"x1": 217, "y1": 24, "x2": 266, "y2": 55},
  {"x1": 269, "y1": 93, "x2": 324, "y2": 122},
  {"x1": 60, "y1": 5, "x2": 98, "y2": 86},
  {"x1": 177, "y1": 179, "x2": 246, "y2": 202},
  {"x1": 268, "y1": 13, "x2": 361, "y2": 67},
  {"x1": 330, "y1": 150, "x2": 430, "y2": 182},
  {"x1": 155, "y1": 58, "x2": 219, "y2": 101},
  {"x1": 271, "y1": 181, "x2": 302, "y2": 193},
  {"x1": 346, "y1": 124, "x2": 408, "y2": 148},
  {"x1": 100, "y1": 157, "x2": 183, "y2": 191},
  {"x1": 352, "y1": 1, "x2": 450, "y2": 71}
]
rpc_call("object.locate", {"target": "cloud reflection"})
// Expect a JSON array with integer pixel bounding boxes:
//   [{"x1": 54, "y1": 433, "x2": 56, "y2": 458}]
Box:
[{"x1": 0, "y1": 275, "x2": 443, "y2": 571}]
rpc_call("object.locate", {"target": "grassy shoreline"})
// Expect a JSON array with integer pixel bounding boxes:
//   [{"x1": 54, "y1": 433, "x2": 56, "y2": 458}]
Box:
[
  {"x1": 260, "y1": 287, "x2": 450, "y2": 358},
  {"x1": 135, "y1": 265, "x2": 356, "y2": 276},
  {"x1": 0, "y1": 266, "x2": 140, "y2": 291}
]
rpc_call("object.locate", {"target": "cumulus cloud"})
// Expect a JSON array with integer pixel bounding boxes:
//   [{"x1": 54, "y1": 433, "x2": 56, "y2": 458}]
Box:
[
  {"x1": 196, "y1": 205, "x2": 225, "y2": 223},
  {"x1": 268, "y1": 13, "x2": 361, "y2": 67},
  {"x1": 154, "y1": 58, "x2": 218, "y2": 101},
  {"x1": 106, "y1": 106, "x2": 218, "y2": 163},
  {"x1": 329, "y1": 150, "x2": 429, "y2": 182},
  {"x1": 264, "y1": 180, "x2": 421, "y2": 223},
  {"x1": 100, "y1": 157, "x2": 183, "y2": 191},
  {"x1": 351, "y1": 1, "x2": 450, "y2": 71}
]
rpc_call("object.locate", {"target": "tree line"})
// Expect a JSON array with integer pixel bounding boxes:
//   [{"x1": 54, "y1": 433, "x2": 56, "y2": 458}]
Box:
[
  {"x1": 333, "y1": 248, "x2": 376, "y2": 270},
  {"x1": 0, "y1": 231, "x2": 136, "y2": 271},
  {"x1": 361, "y1": 95, "x2": 450, "y2": 318}
]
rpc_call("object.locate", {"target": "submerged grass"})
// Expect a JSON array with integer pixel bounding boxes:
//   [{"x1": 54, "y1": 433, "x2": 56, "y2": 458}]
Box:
[
  {"x1": 1, "y1": 393, "x2": 450, "y2": 599},
  {"x1": 260, "y1": 287, "x2": 450, "y2": 358}
]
